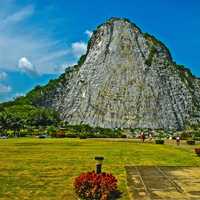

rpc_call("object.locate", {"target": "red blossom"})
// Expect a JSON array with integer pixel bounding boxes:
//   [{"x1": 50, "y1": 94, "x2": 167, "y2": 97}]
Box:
[{"x1": 74, "y1": 171, "x2": 118, "y2": 200}]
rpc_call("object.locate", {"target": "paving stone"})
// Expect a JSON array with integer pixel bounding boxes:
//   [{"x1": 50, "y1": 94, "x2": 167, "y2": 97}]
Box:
[{"x1": 125, "y1": 166, "x2": 200, "y2": 200}]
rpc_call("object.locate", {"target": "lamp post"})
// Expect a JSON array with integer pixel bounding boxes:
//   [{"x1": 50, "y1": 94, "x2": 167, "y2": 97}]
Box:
[{"x1": 95, "y1": 156, "x2": 104, "y2": 174}]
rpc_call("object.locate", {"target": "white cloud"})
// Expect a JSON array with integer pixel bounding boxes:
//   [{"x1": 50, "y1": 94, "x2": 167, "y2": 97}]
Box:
[
  {"x1": 0, "y1": 72, "x2": 7, "y2": 80},
  {"x1": 72, "y1": 41, "x2": 87, "y2": 57},
  {"x1": 37, "y1": 50, "x2": 69, "y2": 64},
  {"x1": 0, "y1": 2, "x2": 90, "y2": 75},
  {"x1": 18, "y1": 57, "x2": 38, "y2": 75},
  {"x1": 85, "y1": 30, "x2": 93, "y2": 38},
  {"x1": 53, "y1": 62, "x2": 77, "y2": 73},
  {"x1": 0, "y1": 84, "x2": 12, "y2": 93},
  {"x1": 0, "y1": 3, "x2": 70, "y2": 74},
  {"x1": 0, "y1": 5, "x2": 34, "y2": 28},
  {"x1": 15, "y1": 92, "x2": 24, "y2": 98}
]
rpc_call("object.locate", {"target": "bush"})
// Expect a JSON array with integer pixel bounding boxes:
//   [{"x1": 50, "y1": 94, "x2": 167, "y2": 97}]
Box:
[
  {"x1": 145, "y1": 46, "x2": 157, "y2": 66},
  {"x1": 47, "y1": 125, "x2": 57, "y2": 135},
  {"x1": 65, "y1": 124, "x2": 123, "y2": 138},
  {"x1": 180, "y1": 132, "x2": 192, "y2": 140},
  {"x1": 65, "y1": 133, "x2": 78, "y2": 138},
  {"x1": 155, "y1": 132, "x2": 166, "y2": 141},
  {"x1": 55, "y1": 131, "x2": 65, "y2": 138},
  {"x1": 192, "y1": 131, "x2": 200, "y2": 141},
  {"x1": 187, "y1": 140, "x2": 195, "y2": 145},
  {"x1": 193, "y1": 137, "x2": 200, "y2": 141},
  {"x1": 50, "y1": 132, "x2": 57, "y2": 138},
  {"x1": 74, "y1": 172, "x2": 118, "y2": 200},
  {"x1": 79, "y1": 134, "x2": 87, "y2": 139},
  {"x1": 155, "y1": 139, "x2": 164, "y2": 144}
]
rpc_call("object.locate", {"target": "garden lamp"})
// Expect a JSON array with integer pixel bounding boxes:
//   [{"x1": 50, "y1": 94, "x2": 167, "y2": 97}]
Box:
[{"x1": 95, "y1": 156, "x2": 104, "y2": 174}]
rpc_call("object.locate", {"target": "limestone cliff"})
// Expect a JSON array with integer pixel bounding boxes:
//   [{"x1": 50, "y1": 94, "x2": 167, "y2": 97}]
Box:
[{"x1": 36, "y1": 18, "x2": 200, "y2": 130}]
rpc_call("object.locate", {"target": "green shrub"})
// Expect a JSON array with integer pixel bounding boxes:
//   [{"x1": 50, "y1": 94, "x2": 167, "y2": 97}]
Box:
[
  {"x1": 77, "y1": 54, "x2": 87, "y2": 66},
  {"x1": 145, "y1": 46, "x2": 157, "y2": 66},
  {"x1": 65, "y1": 133, "x2": 78, "y2": 138},
  {"x1": 187, "y1": 140, "x2": 195, "y2": 145},
  {"x1": 47, "y1": 126, "x2": 58, "y2": 135},
  {"x1": 155, "y1": 140, "x2": 165, "y2": 144},
  {"x1": 180, "y1": 132, "x2": 192, "y2": 140},
  {"x1": 191, "y1": 131, "x2": 200, "y2": 141},
  {"x1": 64, "y1": 124, "x2": 123, "y2": 138},
  {"x1": 193, "y1": 137, "x2": 200, "y2": 141},
  {"x1": 79, "y1": 134, "x2": 87, "y2": 139}
]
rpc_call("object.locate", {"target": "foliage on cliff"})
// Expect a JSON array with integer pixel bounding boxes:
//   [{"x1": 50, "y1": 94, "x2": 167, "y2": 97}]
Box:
[{"x1": 1, "y1": 17, "x2": 200, "y2": 131}]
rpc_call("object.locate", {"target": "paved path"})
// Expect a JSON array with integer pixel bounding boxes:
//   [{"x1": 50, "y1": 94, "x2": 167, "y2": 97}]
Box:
[{"x1": 125, "y1": 166, "x2": 200, "y2": 200}]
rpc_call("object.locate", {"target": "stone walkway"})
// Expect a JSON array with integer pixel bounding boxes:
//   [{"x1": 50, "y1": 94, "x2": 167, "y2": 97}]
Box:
[{"x1": 125, "y1": 166, "x2": 200, "y2": 200}]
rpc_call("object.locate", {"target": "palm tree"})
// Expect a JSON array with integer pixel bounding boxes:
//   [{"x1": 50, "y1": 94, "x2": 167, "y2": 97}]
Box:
[{"x1": 0, "y1": 112, "x2": 10, "y2": 136}]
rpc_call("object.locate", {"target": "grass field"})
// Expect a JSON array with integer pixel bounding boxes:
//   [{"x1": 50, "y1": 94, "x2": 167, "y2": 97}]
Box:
[{"x1": 0, "y1": 138, "x2": 200, "y2": 200}]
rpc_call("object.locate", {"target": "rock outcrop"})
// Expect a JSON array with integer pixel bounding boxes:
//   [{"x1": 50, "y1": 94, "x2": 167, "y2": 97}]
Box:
[{"x1": 37, "y1": 18, "x2": 200, "y2": 130}]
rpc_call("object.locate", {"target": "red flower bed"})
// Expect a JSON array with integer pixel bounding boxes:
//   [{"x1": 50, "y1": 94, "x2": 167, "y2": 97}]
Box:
[
  {"x1": 74, "y1": 172, "x2": 118, "y2": 200},
  {"x1": 195, "y1": 148, "x2": 200, "y2": 156}
]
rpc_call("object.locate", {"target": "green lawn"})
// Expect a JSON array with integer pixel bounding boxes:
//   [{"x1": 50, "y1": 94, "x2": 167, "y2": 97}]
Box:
[{"x1": 0, "y1": 138, "x2": 199, "y2": 200}]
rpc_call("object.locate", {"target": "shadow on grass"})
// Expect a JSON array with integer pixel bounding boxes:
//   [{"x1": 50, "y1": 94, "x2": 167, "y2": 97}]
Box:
[{"x1": 109, "y1": 190, "x2": 122, "y2": 200}]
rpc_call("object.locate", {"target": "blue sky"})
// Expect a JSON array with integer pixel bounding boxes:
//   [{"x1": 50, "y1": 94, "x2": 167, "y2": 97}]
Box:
[{"x1": 0, "y1": 0, "x2": 200, "y2": 102}]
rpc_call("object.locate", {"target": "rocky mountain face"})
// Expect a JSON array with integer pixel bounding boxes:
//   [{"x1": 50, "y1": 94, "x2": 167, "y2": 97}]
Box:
[{"x1": 37, "y1": 18, "x2": 200, "y2": 130}]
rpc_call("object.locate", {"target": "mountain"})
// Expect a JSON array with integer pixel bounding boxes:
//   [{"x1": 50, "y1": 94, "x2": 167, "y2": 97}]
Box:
[{"x1": 2, "y1": 17, "x2": 200, "y2": 130}]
